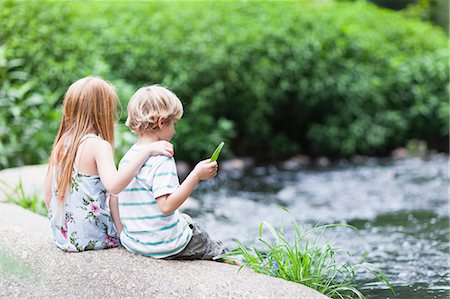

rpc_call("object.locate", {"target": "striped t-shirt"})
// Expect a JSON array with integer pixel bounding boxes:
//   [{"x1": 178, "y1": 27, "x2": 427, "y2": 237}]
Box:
[{"x1": 118, "y1": 144, "x2": 192, "y2": 258}]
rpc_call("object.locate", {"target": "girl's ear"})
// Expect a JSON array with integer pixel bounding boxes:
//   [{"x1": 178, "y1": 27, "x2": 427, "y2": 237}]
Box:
[{"x1": 157, "y1": 117, "x2": 167, "y2": 129}]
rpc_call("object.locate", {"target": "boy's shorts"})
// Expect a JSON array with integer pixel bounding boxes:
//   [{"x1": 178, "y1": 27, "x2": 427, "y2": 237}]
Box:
[{"x1": 165, "y1": 214, "x2": 225, "y2": 260}]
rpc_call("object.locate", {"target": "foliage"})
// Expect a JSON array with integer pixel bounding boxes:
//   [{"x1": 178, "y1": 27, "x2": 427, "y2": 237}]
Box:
[
  {"x1": 94, "y1": 1, "x2": 448, "y2": 158},
  {"x1": 0, "y1": 0, "x2": 109, "y2": 95},
  {"x1": 0, "y1": 0, "x2": 447, "y2": 167},
  {"x1": 0, "y1": 46, "x2": 60, "y2": 169},
  {"x1": 370, "y1": 0, "x2": 449, "y2": 34},
  {"x1": 219, "y1": 215, "x2": 394, "y2": 298}
]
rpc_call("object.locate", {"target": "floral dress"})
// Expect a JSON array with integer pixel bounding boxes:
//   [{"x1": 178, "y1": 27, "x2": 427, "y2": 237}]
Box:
[{"x1": 48, "y1": 134, "x2": 119, "y2": 252}]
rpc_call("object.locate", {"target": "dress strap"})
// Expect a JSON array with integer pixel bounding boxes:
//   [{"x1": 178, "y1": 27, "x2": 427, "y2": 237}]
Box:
[{"x1": 79, "y1": 134, "x2": 102, "y2": 144}]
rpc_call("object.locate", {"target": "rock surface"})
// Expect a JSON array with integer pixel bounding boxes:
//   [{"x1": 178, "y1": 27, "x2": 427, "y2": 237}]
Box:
[{"x1": 0, "y1": 166, "x2": 328, "y2": 299}]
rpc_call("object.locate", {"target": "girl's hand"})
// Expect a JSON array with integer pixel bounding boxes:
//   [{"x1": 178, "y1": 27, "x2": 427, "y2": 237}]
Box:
[
  {"x1": 193, "y1": 159, "x2": 218, "y2": 181},
  {"x1": 147, "y1": 141, "x2": 174, "y2": 157}
]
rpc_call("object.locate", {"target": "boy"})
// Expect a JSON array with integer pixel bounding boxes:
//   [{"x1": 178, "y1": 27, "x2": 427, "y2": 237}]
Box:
[{"x1": 112, "y1": 85, "x2": 224, "y2": 260}]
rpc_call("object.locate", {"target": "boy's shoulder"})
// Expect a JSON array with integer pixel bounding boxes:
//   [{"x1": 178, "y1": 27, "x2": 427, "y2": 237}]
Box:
[
  {"x1": 119, "y1": 144, "x2": 176, "y2": 169},
  {"x1": 147, "y1": 155, "x2": 176, "y2": 168},
  {"x1": 118, "y1": 144, "x2": 150, "y2": 168},
  {"x1": 144, "y1": 156, "x2": 177, "y2": 180}
]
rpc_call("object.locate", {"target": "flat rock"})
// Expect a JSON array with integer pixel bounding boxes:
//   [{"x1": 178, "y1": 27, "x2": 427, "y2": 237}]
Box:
[{"x1": 0, "y1": 166, "x2": 328, "y2": 298}]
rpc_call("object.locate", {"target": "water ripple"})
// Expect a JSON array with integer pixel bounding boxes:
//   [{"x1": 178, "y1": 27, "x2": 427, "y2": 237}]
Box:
[{"x1": 187, "y1": 156, "x2": 449, "y2": 298}]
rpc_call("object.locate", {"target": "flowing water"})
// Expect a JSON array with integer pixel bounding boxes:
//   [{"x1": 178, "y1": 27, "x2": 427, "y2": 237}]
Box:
[{"x1": 187, "y1": 155, "x2": 449, "y2": 299}]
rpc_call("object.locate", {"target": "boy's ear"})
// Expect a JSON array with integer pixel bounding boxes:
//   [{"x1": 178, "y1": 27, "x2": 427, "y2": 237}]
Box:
[{"x1": 157, "y1": 116, "x2": 167, "y2": 129}]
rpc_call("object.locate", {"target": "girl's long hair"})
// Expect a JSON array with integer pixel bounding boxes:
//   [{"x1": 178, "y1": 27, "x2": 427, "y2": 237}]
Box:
[{"x1": 49, "y1": 77, "x2": 118, "y2": 202}]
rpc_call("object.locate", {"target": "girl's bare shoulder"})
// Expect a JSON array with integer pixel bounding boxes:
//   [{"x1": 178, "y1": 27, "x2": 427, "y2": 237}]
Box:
[{"x1": 82, "y1": 136, "x2": 112, "y2": 153}]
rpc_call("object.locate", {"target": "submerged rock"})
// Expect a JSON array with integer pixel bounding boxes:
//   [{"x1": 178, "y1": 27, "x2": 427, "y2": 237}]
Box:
[
  {"x1": 315, "y1": 157, "x2": 330, "y2": 167},
  {"x1": 220, "y1": 158, "x2": 254, "y2": 173},
  {"x1": 277, "y1": 186, "x2": 297, "y2": 203},
  {"x1": 351, "y1": 155, "x2": 369, "y2": 164},
  {"x1": 391, "y1": 147, "x2": 409, "y2": 160},
  {"x1": 281, "y1": 155, "x2": 311, "y2": 170}
]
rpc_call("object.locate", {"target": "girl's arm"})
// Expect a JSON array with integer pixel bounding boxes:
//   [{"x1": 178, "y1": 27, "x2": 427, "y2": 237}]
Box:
[
  {"x1": 157, "y1": 159, "x2": 217, "y2": 215},
  {"x1": 94, "y1": 139, "x2": 173, "y2": 195},
  {"x1": 44, "y1": 165, "x2": 53, "y2": 209},
  {"x1": 109, "y1": 195, "x2": 123, "y2": 236}
]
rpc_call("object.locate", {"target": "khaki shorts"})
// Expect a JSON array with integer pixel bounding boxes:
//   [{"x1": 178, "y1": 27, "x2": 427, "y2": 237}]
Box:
[{"x1": 165, "y1": 214, "x2": 225, "y2": 260}]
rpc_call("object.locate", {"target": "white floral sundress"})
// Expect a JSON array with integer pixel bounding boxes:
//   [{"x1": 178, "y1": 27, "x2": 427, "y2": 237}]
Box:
[{"x1": 48, "y1": 134, "x2": 119, "y2": 252}]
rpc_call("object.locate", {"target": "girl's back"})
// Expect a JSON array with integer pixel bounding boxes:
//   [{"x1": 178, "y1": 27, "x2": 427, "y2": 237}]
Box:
[
  {"x1": 45, "y1": 77, "x2": 120, "y2": 252},
  {"x1": 48, "y1": 134, "x2": 118, "y2": 252}
]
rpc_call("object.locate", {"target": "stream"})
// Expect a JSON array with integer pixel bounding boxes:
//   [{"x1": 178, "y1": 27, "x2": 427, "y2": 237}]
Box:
[{"x1": 187, "y1": 155, "x2": 449, "y2": 299}]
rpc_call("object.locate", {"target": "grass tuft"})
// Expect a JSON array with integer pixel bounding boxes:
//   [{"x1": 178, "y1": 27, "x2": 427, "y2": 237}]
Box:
[
  {"x1": 1, "y1": 180, "x2": 47, "y2": 216},
  {"x1": 218, "y1": 212, "x2": 394, "y2": 299}
]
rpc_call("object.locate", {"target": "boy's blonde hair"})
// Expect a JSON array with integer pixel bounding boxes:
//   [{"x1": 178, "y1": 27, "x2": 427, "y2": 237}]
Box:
[{"x1": 126, "y1": 85, "x2": 183, "y2": 134}]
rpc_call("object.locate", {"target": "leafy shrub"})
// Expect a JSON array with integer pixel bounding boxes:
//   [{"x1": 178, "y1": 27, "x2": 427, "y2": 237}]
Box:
[
  {"x1": 0, "y1": 0, "x2": 108, "y2": 169},
  {"x1": 0, "y1": 46, "x2": 60, "y2": 168},
  {"x1": 86, "y1": 1, "x2": 450, "y2": 158},
  {"x1": 0, "y1": 0, "x2": 447, "y2": 167},
  {"x1": 0, "y1": 0, "x2": 109, "y2": 95}
]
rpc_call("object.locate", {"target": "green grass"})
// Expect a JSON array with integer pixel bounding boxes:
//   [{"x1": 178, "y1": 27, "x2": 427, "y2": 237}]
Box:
[
  {"x1": 218, "y1": 211, "x2": 394, "y2": 299},
  {"x1": 1, "y1": 180, "x2": 47, "y2": 217},
  {"x1": 0, "y1": 250, "x2": 34, "y2": 279}
]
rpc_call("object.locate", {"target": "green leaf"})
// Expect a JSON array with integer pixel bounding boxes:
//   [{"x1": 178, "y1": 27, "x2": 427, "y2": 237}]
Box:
[{"x1": 210, "y1": 141, "x2": 225, "y2": 162}]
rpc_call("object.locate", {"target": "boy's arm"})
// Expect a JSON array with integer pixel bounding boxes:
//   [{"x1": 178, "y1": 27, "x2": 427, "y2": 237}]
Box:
[
  {"x1": 156, "y1": 159, "x2": 217, "y2": 215},
  {"x1": 109, "y1": 195, "x2": 123, "y2": 236},
  {"x1": 156, "y1": 171, "x2": 200, "y2": 215}
]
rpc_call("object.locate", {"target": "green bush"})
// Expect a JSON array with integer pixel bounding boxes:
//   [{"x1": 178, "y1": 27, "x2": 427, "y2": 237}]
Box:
[
  {"x1": 0, "y1": 0, "x2": 108, "y2": 168},
  {"x1": 0, "y1": 0, "x2": 447, "y2": 167},
  {"x1": 0, "y1": 46, "x2": 60, "y2": 168},
  {"x1": 0, "y1": 0, "x2": 109, "y2": 94},
  {"x1": 92, "y1": 1, "x2": 449, "y2": 159}
]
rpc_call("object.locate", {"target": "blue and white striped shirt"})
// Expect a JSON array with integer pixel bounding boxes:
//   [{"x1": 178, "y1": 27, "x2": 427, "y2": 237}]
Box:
[{"x1": 118, "y1": 144, "x2": 192, "y2": 258}]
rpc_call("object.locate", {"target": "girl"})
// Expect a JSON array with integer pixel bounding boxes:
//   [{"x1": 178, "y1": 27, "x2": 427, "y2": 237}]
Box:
[{"x1": 44, "y1": 77, "x2": 173, "y2": 252}]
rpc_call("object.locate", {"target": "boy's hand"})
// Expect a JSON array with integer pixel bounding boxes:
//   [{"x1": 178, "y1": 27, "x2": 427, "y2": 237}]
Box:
[
  {"x1": 193, "y1": 159, "x2": 218, "y2": 181},
  {"x1": 147, "y1": 141, "x2": 174, "y2": 157}
]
